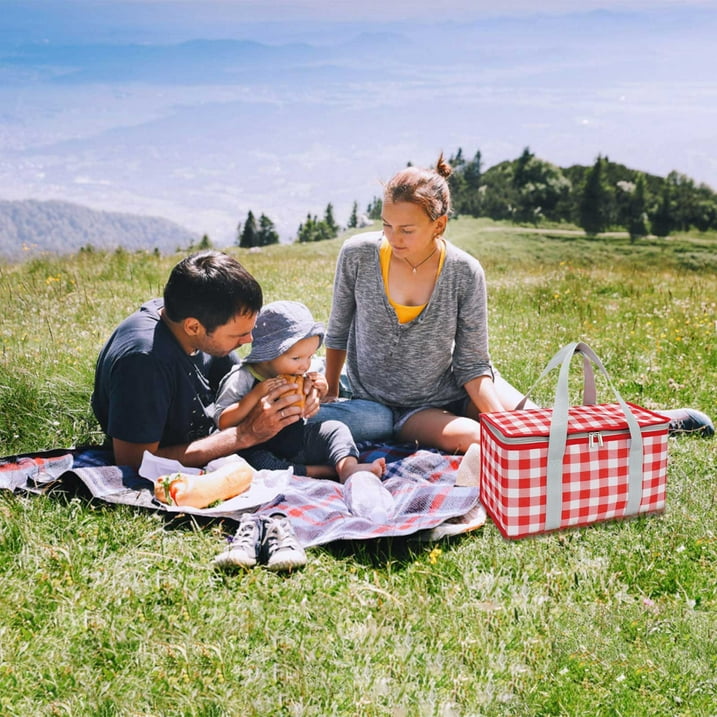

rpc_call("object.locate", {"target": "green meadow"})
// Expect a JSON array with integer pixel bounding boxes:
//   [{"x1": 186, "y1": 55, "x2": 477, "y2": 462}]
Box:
[{"x1": 1, "y1": 219, "x2": 715, "y2": 716}]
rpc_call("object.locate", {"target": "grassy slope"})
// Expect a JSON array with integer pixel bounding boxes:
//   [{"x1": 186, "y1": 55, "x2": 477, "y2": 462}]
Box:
[{"x1": 0, "y1": 221, "x2": 715, "y2": 716}]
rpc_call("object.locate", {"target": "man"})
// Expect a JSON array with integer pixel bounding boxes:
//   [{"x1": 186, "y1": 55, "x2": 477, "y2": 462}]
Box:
[{"x1": 92, "y1": 250, "x2": 314, "y2": 470}]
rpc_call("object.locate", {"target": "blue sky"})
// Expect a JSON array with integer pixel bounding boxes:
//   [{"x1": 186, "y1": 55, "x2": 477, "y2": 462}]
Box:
[{"x1": 1, "y1": 0, "x2": 716, "y2": 243}]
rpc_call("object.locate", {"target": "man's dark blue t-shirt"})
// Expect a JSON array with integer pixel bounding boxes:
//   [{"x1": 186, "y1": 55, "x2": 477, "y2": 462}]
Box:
[{"x1": 91, "y1": 299, "x2": 239, "y2": 447}]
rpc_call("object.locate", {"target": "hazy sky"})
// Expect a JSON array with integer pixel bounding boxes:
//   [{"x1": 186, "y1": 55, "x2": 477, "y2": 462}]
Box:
[
  {"x1": 25, "y1": 0, "x2": 711, "y2": 19},
  {"x1": 6, "y1": 0, "x2": 716, "y2": 39},
  {"x1": 2, "y1": 0, "x2": 716, "y2": 243}
]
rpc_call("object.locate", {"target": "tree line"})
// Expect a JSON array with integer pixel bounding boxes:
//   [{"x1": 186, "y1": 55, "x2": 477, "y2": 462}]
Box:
[
  {"x1": 447, "y1": 147, "x2": 717, "y2": 240},
  {"x1": 235, "y1": 203, "x2": 345, "y2": 248},
  {"x1": 234, "y1": 148, "x2": 717, "y2": 248}
]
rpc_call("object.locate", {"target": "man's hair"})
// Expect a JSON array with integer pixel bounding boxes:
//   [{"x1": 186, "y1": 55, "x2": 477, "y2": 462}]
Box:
[{"x1": 163, "y1": 251, "x2": 263, "y2": 332}]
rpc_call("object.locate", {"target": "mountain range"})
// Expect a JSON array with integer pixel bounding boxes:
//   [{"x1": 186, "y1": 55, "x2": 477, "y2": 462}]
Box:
[{"x1": 0, "y1": 199, "x2": 197, "y2": 261}]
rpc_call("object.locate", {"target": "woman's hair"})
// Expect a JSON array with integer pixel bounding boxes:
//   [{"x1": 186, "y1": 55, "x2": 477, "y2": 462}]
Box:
[
  {"x1": 163, "y1": 250, "x2": 263, "y2": 333},
  {"x1": 383, "y1": 153, "x2": 453, "y2": 220}
]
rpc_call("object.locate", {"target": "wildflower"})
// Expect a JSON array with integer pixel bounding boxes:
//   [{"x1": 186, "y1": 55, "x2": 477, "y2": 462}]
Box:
[{"x1": 428, "y1": 546, "x2": 442, "y2": 565}]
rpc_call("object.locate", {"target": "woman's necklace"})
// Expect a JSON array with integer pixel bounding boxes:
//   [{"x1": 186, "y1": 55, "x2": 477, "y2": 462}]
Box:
[{"x1": 403, "y1": 245, "x2": 439, "y2": 274}]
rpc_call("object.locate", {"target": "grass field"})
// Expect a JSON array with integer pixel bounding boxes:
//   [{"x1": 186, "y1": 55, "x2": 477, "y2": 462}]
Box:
[{"x1": 1, "y1": 219, "x2": 716, "y2": 716}]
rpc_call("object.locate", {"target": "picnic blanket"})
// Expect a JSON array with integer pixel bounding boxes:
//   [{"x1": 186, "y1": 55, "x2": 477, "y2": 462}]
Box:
[{"x1": 0, "y1": 443, "x2": 485, "y2": 548}]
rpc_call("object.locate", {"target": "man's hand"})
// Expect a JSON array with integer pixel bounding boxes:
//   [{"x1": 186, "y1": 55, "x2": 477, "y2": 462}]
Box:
[
  {"x1": 238, "y1": 381, "x2": 304, "y2": 444},
  {"x1": 112, "y1": 380, "x2": 305, "y2": 471}
]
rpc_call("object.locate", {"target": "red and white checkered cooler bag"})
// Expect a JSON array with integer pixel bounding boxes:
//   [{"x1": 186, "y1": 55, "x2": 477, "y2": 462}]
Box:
[{"x1": 480, "y1": 342, "x2": 669, "y2": 539}]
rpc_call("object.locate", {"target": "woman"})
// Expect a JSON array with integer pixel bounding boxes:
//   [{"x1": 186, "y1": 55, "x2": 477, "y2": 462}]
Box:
[
  {"x1": 314, "y1": 154, "x2": 526, "y2": 452},
  {"x1": 312, "y1": 155, "x2": 714, "y2": 451}
]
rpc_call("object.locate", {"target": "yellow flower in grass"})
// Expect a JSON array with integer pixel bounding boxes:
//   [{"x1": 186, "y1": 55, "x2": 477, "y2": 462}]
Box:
[{"x1": 428, "y1": 547, "x2": 442, "y2": 565}]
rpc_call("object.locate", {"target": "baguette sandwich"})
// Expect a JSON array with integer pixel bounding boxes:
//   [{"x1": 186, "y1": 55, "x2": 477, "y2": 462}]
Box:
[{"x1": 154, "y1": 462, "x2": 253, "y2": 509}]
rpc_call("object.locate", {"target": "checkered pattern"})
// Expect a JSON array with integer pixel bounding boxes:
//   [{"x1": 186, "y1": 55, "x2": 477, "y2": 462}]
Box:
[{"x1": 480, "y1": 402, "x2": 669, "y2": 539}]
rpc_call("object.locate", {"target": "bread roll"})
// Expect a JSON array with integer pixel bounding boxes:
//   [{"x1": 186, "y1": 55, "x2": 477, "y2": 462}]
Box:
[{"x1": 278, "y1": 373, "x2": 305, "y2": 409}]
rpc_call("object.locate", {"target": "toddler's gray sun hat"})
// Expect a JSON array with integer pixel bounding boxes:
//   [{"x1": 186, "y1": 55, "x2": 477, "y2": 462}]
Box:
[{"x1": 244, "y1": 300, "x2": 325, "y2": 363}]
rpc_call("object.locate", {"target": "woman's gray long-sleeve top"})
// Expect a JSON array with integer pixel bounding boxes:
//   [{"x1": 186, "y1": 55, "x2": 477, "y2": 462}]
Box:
[{"x1": 325, "y1": 231, "x2": 494, "y2": 409}]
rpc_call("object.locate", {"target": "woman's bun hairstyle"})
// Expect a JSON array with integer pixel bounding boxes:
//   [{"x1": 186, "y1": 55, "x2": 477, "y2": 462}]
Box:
[
  {"x1": 435, "y1": 152, "x2": 453, "y2": 179},
  {"x1": 384, "y1": 151, "x2": 453, "y2": 220}
]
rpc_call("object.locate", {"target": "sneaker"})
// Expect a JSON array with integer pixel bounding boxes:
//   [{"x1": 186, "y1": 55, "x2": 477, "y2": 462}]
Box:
[
  {"x1": 662, "y1": 408, "x2": 714, "y2": 437},
  {"x1": 261, "y1": 513, "x2": 307, "y2": 572},
  {"x1": 212, "y1": 513, "x2": 262, "y2": 569}
]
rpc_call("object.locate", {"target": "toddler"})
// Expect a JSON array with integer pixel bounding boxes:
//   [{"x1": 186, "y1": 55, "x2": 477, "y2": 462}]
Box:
[{"x1": 214, "y1": 300, "x2": 385, "y2": 482}]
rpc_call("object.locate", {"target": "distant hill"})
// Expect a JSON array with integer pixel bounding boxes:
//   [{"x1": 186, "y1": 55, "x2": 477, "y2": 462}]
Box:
[{"x1": 0, "y1": 199, "x2": 199, "y2": 261}]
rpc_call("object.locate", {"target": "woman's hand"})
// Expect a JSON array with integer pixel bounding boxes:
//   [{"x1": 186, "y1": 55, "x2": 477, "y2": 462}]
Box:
[{"x1": 464, "y1": 374, "x2": 508, "y2": 416}]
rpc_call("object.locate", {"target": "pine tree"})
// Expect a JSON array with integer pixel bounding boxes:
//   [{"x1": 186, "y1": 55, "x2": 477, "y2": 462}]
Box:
[
  {"x1": 579, "y1": 156, "x2": 612, "y2": 236},
  {"x1": 348, "y1": 201, "x2": 358, "y2": 229},
  {"x1": 366, "y1": 197, "x2": 382, "y2": 220},
  {"x1": 448, "y1": 147, "x2": 477, "y2": 216},
  {"x1": 257, "y1": 214, "x2": 279, "y2": 246},
  {"x1": 297, "y1": 214, "x2": 317, "y2": 243},
  {"x1": 450, "y1": 147, "x2": 465, "y2": 168},
  {"x1": 651, "y1": 185, "x2": 674, "y2": 237},
  {"x1": 448, "y1": 166, "x2": 468, "y2": 217},
  {"x1": 239, "y1": 210, "x2": 258, "y2": 248},
  {"x1": 464, "y1": 150, "x2": 482, "y2": 191},
  {"x1": 626, "y1": 173, "x2": 650, "y2": 241},
  {"x1": 324, "y1": 203, "x2": 339, "y2": 235},
  {"x1": 513, "y1": 147, "x2": 534, "y2": 189}
]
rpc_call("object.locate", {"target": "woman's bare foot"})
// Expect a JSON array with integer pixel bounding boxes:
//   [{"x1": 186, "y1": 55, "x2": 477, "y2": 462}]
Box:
[{"x1": 337, "y1": 456, "x2": 386, "y2": 483}]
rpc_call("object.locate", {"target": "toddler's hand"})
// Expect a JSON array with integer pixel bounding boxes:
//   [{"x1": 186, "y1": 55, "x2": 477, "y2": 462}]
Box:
[
  {"x1": 259, "y1": 377, "x2": 288, "y2": 395},
  {"x1": 305, "y1": 371, "x2": 329, "y2": 398}
]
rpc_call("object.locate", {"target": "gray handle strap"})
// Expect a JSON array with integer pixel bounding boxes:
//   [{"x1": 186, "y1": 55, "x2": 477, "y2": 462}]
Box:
[
  {"x1": 515, "y1": 344, "x2": 596, "y2": 409},
  {"x1": 529, "y1": 342, "x2": 644, "y2": 531}
]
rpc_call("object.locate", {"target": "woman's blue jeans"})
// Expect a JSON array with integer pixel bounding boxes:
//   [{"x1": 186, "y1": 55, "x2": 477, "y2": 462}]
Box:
[
  {"x1": 308, "y1": 372, "x2": 531, "y2": 444},
  {"x1": 308, "y1": 398, "x2": 395, "y2": 444}
]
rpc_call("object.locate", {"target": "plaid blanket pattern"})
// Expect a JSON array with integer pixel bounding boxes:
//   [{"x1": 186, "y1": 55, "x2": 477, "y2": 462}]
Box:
[
  {"x1": 254, "y1": 447, "x2": 479, "y2": 546},
  {"x1": 0, "y1": 449, "x2": 75, "y2": 492},
  {"x1": 1, "y1": 444, "x2": 481, "y2": 548},
  {"x1": 480, "y1": 403, "x2": 669, "y2": 539}
]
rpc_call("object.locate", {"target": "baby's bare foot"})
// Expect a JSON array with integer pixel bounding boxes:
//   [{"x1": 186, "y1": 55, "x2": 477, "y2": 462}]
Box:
[
  {"x1": 368, "y1": 457, "x2": 386, "y2": 477},
  {"x1": 338, "y1": 456, "x2": 387, "y2": 483}
]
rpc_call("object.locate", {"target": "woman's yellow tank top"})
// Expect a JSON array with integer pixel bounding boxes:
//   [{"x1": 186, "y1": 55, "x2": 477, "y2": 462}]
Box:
[{"x1": 379, "y1": 237, "x2": 446, "y2": 324}]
